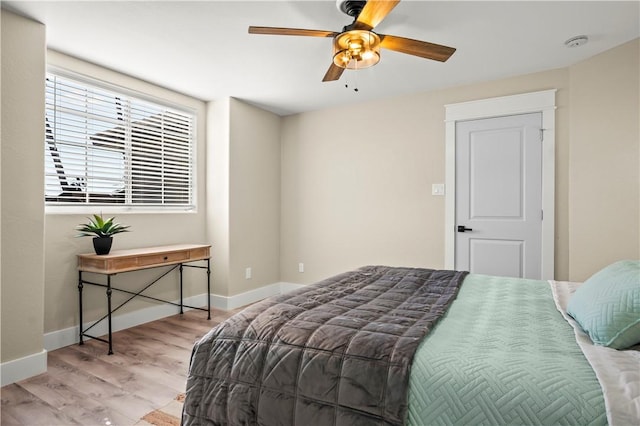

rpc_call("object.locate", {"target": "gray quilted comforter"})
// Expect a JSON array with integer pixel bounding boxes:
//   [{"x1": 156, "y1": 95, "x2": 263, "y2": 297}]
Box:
[{"x1": 183, "y1": 265, "x2": 468, "y2": 426}]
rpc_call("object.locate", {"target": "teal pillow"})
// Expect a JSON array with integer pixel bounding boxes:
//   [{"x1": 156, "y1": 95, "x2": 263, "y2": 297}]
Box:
[{"x1": 567, "y1": 260, "x2": 640, "y2": 350}]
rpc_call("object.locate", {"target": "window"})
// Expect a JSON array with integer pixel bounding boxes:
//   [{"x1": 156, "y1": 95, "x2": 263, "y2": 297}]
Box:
[{"x1": 45, "y1": 71, "x2": 196, "y2": 211}]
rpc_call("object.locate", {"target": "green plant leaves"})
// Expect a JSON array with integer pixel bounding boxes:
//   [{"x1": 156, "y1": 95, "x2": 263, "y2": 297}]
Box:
[{"x1": 75, "y1": 214, "x2": 130, "y2": 238}]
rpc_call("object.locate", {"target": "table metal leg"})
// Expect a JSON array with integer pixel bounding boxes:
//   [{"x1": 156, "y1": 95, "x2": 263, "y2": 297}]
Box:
[
  {"x1": 180, "y1": 264, "x2": 184, "y2": 315},
  {"x1": 78, "y1": 271, "x2": 84, "y2": 345},
  {"x1": 207, "y1": 258, "x2": 211, "y2": 320},
  {"x1": 107, "y1": 275, "x2": 113, "y2": 355}
]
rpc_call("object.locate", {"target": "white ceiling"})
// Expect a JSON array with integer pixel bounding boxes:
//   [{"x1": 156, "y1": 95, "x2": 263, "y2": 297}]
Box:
[{"x1": 4, "y1": 1, "x2": 639, "y2": 115}]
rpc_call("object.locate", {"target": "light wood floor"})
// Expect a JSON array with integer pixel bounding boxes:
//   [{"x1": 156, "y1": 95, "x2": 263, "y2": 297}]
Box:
[{"x1": 1, "y1": 308, "x2": 237, "y2": 425}]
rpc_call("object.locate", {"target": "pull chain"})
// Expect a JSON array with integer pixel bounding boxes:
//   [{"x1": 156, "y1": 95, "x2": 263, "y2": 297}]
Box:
[
  {"x1": 344, "y1": 60, "x2": 359, "y2": 93},
  {"x1": 353, "y1": 61, "x2": 359, "y2": 92}
]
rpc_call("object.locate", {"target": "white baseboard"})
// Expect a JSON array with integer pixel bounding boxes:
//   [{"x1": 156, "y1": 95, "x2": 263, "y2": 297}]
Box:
[
  {"x1": 0, "y1": 349, "x2": 47, "y2": 387},
  {"x1": 0, "y1": 281, "x2": 308, "y2": 388},
  {"x1": 213, "y1": 282, "x2": 306, "y2": 310},
  {"x1": 280, "y1": 282, "x2": 307, "y2": 293}
]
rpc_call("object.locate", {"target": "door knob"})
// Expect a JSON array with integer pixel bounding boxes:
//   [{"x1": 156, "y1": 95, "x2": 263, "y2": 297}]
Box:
[{"x1": 457, "y1": 225, "x2": 473, "y2": 232}]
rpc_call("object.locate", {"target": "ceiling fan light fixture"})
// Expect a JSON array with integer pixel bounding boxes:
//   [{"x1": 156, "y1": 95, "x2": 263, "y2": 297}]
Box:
[{"x1": 332, "y1": 30, "x2": 380, "y2": 69}]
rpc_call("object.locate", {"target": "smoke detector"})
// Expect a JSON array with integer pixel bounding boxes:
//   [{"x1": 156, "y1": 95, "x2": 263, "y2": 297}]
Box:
[{"x1": 564, "y1": 35, "x2": 589, "y2": 48}]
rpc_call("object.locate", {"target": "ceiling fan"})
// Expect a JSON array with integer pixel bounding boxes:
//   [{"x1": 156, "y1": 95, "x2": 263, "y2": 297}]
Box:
[{"x1": 248, "y1": 0, "x2": 456, "y2": 82}]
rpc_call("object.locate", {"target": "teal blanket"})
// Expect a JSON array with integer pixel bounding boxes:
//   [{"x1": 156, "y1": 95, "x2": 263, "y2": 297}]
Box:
[{"x1": 407, "y1": 274, "x2": 606, "y2": 425}]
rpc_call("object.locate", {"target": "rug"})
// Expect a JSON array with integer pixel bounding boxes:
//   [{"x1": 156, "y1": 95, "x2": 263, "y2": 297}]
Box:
[{"x1": 136, "y1": 393, "x2": 185, "y2": 426}]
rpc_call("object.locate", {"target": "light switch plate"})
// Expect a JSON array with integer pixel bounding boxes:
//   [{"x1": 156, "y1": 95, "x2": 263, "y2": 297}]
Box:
[{"x1": 432, "y1": 183, "x2": 445, "y2": 196}]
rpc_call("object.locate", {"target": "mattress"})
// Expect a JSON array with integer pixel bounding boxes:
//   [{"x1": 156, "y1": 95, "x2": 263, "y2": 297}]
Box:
[{"x1": 407, "y1": 274, "x2": 606, "y2": 425}]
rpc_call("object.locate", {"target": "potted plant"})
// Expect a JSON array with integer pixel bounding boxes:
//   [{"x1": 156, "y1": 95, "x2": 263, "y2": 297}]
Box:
[{"x1": 76, "y1": 214, "x2": 130, "y2": 255}]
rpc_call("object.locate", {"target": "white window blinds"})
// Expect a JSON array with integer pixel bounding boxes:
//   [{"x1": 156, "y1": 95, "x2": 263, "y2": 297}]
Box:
[{"x1": 45, "y1": 72, "x2": 195, "y2": 209}]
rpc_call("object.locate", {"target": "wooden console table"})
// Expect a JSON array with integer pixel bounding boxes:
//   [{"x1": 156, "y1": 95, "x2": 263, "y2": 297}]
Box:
[{"x1": 77, "y1": 244, "x2": 211, "y2": 354}]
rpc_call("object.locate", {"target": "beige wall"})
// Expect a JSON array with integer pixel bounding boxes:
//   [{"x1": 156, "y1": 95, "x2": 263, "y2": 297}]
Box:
[
  {"x1": 280, "y1": 39, "x2": 639, "y2": 284},
  {"x1": 207, "y1": 98, "x2": 281, "y2": 297},
  {"x1": 207, "y1": 99, "x2": 231, "y2": 296},
  {"x1": 1, "y1": 10, "x2": 46, "y2": 363},
  {"x1": 568, "y1": 39, "x2": 640, "y2": 280},
  {"x1": 228, "y1": 99, "x2": 281, "y2": 294},
  {"x1": 281, "y1": 69, "x2": 571, "y2": 283}
]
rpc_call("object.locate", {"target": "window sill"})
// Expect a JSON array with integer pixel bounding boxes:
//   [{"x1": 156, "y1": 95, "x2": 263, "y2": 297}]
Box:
[{"x1": 45, "y1": 205, "x2": 197, "y2": 215}]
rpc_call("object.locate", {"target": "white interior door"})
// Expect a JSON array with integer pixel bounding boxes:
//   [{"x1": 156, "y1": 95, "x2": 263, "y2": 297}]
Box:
[{"x1": 455, "y1": 112, "x2": 542, "y2": 279}]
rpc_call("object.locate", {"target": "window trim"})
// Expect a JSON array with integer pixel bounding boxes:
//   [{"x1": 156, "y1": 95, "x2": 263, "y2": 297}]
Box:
[{"x1": 45, "y1": 66, "x2": 198, "y2": 215}]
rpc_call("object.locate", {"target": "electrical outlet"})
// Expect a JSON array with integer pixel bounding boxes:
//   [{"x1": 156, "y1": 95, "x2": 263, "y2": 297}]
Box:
[
  {"x1": 245, "y1": 267, "x2": 252, "y2": 279},
  {"x1": 298, "y1": 263, "x2": 304, "y2": 273}
]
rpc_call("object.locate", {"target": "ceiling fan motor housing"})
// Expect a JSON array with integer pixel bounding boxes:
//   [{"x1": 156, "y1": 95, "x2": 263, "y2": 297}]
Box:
[{"x1": 337, "y1": 0, "x2": 367, "y2": 17}]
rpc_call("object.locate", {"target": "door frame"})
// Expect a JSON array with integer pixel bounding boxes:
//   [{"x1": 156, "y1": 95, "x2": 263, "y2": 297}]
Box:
[{"x1": 444, "y1": 90, "x2": 556, "y2": 279}]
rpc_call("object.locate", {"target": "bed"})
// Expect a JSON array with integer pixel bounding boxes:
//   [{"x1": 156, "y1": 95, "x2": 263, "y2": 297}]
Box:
[{"x1": 183, "y1": 263, "x2": 640, "y2": 425}]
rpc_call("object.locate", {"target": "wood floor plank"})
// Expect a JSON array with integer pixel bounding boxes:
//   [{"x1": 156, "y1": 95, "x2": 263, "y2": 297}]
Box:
[
  {"x1": 50, "y1": 346, "x2": 137, "y2": 387},
  {"x1": 0, "y1": 383, "x2": 81, "y2": 425},
  {"x1": 17, "y1": 374, "x2": 88, "y2": 410},
  {"x1": 121, "y1": 327, "x2": 199, "y2": 362},
  {"x1": 154, "y1": 314, "x2": 215, "y2": 335},
  {"x1": 158, "y1": 313, "x2": 215, "y2": 327},
  {"x1": 16, "y1": 375, "x2": 135, "y2": 426},
  {"x1": 71, "y1": 337, "x2": 190, "y2": 393},
  {"x1": 1, "y1": 308, "x2": 235, "y2": 425},
  {"x1": 49, "y1": 345, "x2": 177, "y2": 406},
  {"x1": 153, "y1": 312, "x2": 216, "y2": 333},
  {"x1": 111, "y1": 331, "x2": 193, "y2": 372},
  {"x1": 46, "y1": 352, "x2": 159, "y2": 421},
  {"x1": 129, "y1": 322, "x2": 203, "y2": 349},
  {"x1": 132, "y1": 315, "x2": 216, "y2": 343},
  {"x1": 0, "y1": 408, "x2": 23, "y2": 426}
]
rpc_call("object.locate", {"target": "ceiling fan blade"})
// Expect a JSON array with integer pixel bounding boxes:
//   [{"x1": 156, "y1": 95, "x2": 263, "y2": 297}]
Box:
[
  {"x1": 352, "y1": 0, "x2": 401, "y2": 31},
  {"x1": 322, "y1": 63, "x2": 345, "y2": 82},
  {"x1": 249, "y1": 26, "x2": 337, "y2": 38},
  {"x1": 379, "y1": 34, "x2": 456, "y2": 62}
]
